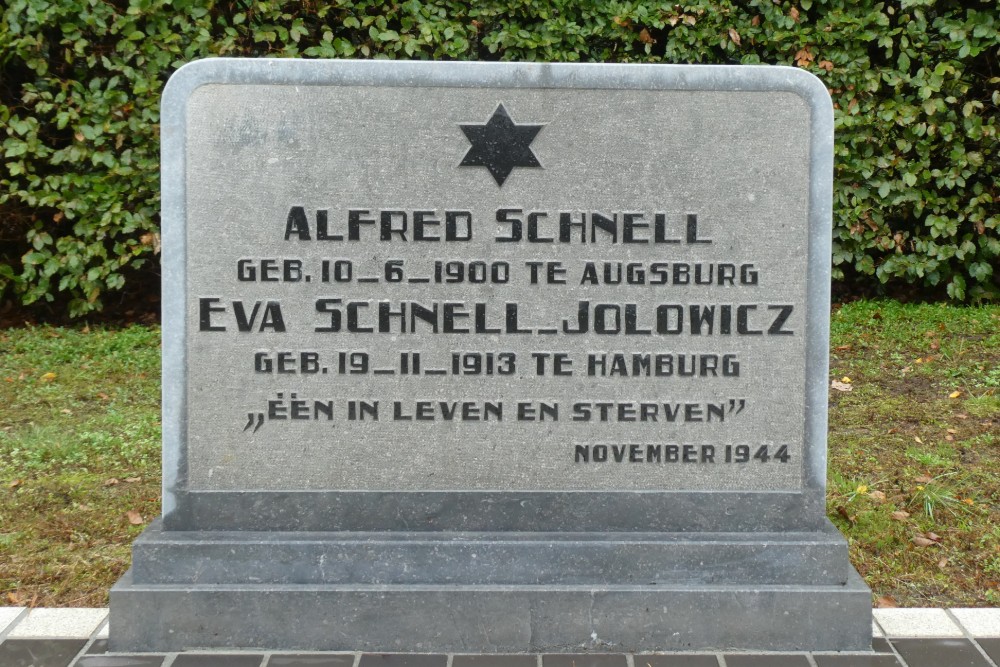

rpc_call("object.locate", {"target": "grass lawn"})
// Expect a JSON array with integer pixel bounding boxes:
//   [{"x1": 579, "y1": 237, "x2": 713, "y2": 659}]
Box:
[{"x1": 0, "y1": 300, "x2": 998, "y2": 608}]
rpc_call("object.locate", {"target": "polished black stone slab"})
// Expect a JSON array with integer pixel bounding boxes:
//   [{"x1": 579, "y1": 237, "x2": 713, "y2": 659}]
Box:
[
  {"x1": 0, "y1": 638, "x2": 86, "y2": 667},
  {"x1": 890, "y1": 639, "x2": 991, "y2": 667}
]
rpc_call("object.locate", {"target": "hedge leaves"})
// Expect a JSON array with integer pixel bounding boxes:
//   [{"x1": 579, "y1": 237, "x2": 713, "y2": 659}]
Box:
[{"x1": 1, "y1": 0, "x2": 997, "y2": 315}]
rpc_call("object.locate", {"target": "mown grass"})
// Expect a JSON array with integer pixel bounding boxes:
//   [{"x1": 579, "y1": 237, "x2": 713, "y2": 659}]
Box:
[
  {"x1": 828, "y1": 301, "x2": 1000, "y2": 607},
  {"x1": 0, "y1": 326, "x2": 160, "y2": 606},
  {"x1": 0, "y1": 301, "x2": 998, "y2": 607}
]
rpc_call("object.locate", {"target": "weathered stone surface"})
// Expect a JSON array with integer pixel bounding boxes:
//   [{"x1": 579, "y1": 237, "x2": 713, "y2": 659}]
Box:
[
  {"x1": 111, "y1": 569, "x2": 872, "y2": 652},
  {"x1": 112, "y1": 59, "x2": 869, "y2": 653}
]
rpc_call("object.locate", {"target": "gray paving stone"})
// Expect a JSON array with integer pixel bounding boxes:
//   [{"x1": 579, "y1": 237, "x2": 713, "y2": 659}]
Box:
[
  {"x1": 357, "y1": 656, "x2": 447, "y2": 667},
  {"x1": 890, "y1": 638, "x2": 991, "y2": 667},
  {"x1": 0, "y1": 607, "x2": 26, "y2": 635},
  {"x1": 8, "y1": 609, "x2": 108, "y2": 639},
  {"x1": 171, "y1": 654, "x2": 265, "y2": 666},
  {"x1": 951, "y1": 609, "x2": 1000, "y2": 637},
  {"x1": 542, "y1": 655, "x2": 628, "y2": 667},
  {"x1": 267, "y1": 655, "x2": 356, "y2": 666},
  {"x1": 452, "y1": 655, "x2": 538, "y2": 667},
  {"x1": 86, "y1": 639, "x2": 109, "y2": 654},
  {"x1": 0, "y1": 638, "x2": 86, "y2": 667},
  {"x1": 873, "y1": 609, "x2": 962, "y2": 638},
  {"x1": 634, "y1": 655, "x2": 720, "y2": 666},
  {"x1": 812, "y1": 654, "x2": 900, "y2": 666},
  {"x1": 977, "y1": 637, "x2": 1000, "y2": 663},
  {"x1": 722, "y1": 655, "x2": 810, "y2": 666},
  {"x1": 72, "y1": 654, "x2": 166, "y2": 666},
  {"x1": 871, "y1": 638, "x2": 893, "y2": 653}
]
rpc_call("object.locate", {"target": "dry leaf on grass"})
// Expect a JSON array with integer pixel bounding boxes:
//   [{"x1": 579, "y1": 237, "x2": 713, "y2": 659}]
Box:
[
  {"x1": 126, "y1": 510, "x2": 144, "y2": 525},
  {"x1": 875, "y1": 595, "x2": 898, "y2": 608},
  {"x1": 831, "y1": 380, "x2": 853, "y2": 392},
  {"x1": 836, "y1": 506, "x2": 856, "y2": 525},
  {"x1": 912, "y1": 535, "x2": 937, "y2": 547},
  {"x1": 891, "y1": 510, "x2": 911, "y2": 521}
]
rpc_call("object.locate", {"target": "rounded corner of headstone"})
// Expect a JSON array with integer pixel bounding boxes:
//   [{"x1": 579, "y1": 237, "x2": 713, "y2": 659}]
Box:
[
  {"x1": 162, "y1": 58, "x2": 229, "y2": 108},
  {"x1": 778, "y1": 66, "x2": 834, "y2": 120}
]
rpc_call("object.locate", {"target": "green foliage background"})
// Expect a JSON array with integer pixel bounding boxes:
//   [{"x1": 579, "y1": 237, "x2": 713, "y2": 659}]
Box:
[{"x1": 1, "y1": 0, "x2": 998, "y2": 316}]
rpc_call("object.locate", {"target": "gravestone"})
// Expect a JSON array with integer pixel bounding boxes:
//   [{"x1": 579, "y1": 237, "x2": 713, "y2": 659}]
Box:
[{"x1": 110, "y1": 59, "x2": 872, "y2": 652}]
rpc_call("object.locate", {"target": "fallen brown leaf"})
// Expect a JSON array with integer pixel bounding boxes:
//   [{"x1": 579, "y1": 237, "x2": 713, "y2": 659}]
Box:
[
  {"x1": 126, "y1": 510, "x2": 144, "y2": 525},
  {"x1": 124, "y1": 477, "x2": 142, "y2": 484},
  {"x1": 875, "y1": 595, "x2": 898, "y2": 608},
  {"x1": 8, "y1": 479, "x2": 22, "y2": 489},
  {"x1": 915, "y1": 475, "x2": 933, "y2": 484},
  {"x1": 638, "y1": 28, "x2": 654, "y2": 44},
  {"x1": 926, "y1": 532, "x2": 942, "y2": 542},
  {"x1": 728, "y1": 28, "x2": 741, "y2": 46},
  {"x1": 912, "y1": 535, "x2": 936, "y2": 547},
  {"x1": 831, "y1": 380, "x2": 853, "y2": 392},
  {"x1": 868, "y1": 490, "x2": 886, "y2": 502},
  {"x1": 938, "y1": 557, "x2": 948, "y2": 569},
  {"x1": 891, "y1": 510, "x2": 911, "y2": 521},
  {"x1": 790, "y1": 6, "x2": 800, "y2": 22},
  {"x1": 104, "y1": 478, "x2": 120, "y2": 487},
  {"x1": 836, "y1": 505, "x2": 856, "y2": 525}
]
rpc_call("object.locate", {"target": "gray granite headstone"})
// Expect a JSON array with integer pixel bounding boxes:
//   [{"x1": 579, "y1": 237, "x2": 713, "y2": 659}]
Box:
[{"x1": 111, "y1": 59, "x2": 871, "y2": 652}]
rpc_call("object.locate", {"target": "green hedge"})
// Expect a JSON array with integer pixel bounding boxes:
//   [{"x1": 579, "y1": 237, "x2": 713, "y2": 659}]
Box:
[{"x1": 1, "y1": 0, "x2": 997, "y2": 316}]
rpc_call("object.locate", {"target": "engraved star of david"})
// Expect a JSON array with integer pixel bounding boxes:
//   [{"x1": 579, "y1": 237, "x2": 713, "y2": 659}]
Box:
[{"x1": 459, "y1": 104, "x2": 544, "y2": 186}]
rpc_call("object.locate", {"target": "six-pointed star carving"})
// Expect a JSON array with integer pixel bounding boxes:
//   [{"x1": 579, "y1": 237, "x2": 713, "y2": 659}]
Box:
[{"x1": 459, "y1": 104, "x2": 543, "y2": 186}]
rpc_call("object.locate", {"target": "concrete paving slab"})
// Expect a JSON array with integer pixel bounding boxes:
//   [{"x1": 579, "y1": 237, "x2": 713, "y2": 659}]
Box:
[
  {"x1": 7, "y1": 608, "x2": 109, "y2": 639},
  {"x1": 951, "y1": 608, "x2": 1000, "y2": 637},
  {"x1": 0, "y1": 606, "x2": 26, "y2": 636},
  {"x1": 872, "y1": 608, "x2": 963, "y2": 638}
]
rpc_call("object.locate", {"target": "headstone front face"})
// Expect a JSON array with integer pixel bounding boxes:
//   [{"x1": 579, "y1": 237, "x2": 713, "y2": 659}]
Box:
[{"x1": 111, "y1": 59, "x2": 872, "y2": 652}]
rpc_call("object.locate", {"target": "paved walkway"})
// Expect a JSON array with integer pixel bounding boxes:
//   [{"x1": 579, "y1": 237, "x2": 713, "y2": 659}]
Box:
[{"x1": 1, "y1": 607, "x2": 999, "y2": 667}]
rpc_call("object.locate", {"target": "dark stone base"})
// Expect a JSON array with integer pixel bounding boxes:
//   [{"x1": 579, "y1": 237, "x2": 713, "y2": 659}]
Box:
[{"x1": 111, "y1": 519, "x2": 871, "y2": 653}]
